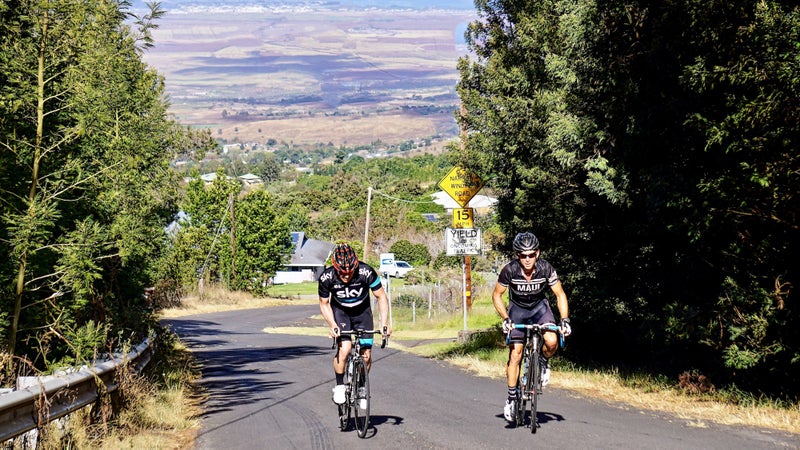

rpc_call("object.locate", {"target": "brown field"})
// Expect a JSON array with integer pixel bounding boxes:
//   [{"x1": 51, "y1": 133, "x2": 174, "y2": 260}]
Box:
[{"x1": 143, "y1": 8, "x2": 476, "y2": 146}]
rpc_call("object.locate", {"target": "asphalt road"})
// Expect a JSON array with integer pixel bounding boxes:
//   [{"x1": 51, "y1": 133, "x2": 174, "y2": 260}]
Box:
[{"x1": 164, "y1": 305, "x2": 798, "y2": 449}]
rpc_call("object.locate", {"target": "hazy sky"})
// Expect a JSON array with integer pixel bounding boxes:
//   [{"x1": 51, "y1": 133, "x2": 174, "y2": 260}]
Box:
[{"x1": 132, "y1": 0, "x2": 476, "y2": 11}]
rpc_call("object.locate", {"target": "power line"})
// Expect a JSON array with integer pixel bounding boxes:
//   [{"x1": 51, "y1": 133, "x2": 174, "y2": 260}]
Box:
[{"x1": 372, "y1": 188, "x2": 437, "y2": 204}]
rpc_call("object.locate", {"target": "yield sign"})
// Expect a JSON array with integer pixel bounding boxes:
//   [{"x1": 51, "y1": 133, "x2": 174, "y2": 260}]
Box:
[{"x1": 438, "y1": 166, "x2": 484, "y2": 208}]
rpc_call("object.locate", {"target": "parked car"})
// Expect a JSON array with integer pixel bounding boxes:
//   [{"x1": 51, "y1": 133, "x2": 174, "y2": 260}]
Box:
[{"x1": 379, "y1": 253, "x2": 414, "y2": 277}]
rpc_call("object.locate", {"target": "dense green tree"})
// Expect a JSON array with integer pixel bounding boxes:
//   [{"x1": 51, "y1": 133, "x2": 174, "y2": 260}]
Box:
[
  {"x1": 457, "y1": 0, "x2": 799, "y2": 396},
  {"x1": 218, "y1": 190, "x2": 292, "y2": 295},
  {"x1": 389, "y1": 240, "x2": 432, "y2": 267},
  {"x1": 256, "y1": 152, "x2": 283, "y2": 183},
  {"x1": 0, "y1": 0, "x2": 181, "y2": 370}
]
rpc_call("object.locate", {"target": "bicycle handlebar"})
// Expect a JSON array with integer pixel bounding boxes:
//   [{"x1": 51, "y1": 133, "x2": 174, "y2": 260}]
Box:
[
  {"x1": 331, "y1": 327, "x2": 389, "y2": 349},
  {"x1": 512, "y1": 323, "x2": 561, "y2": 332},
  {"x1": 506, "y1": 322, "x2": 564, "y2": 348}
]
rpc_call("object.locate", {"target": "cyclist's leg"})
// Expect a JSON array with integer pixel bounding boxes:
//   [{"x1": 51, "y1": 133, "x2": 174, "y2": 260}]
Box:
[
  {"x1": 333, "y1": 306, "x2": 354, "y2": 377},
  {"x1": 533, "y1": 301, "x2": 558, "y2": 357},
  {"x1": 507, "y1": 343, "x2": 523, "y2": 388},
  {"x1": 506, "y1": 305, "x2": 529, "y2": 394},
  {"x1": 351, "y1": 304, "x2": 375, "y2": 370}
]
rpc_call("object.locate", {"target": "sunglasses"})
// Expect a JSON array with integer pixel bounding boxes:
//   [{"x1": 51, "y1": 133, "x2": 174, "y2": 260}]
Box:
[
  {"x1": 518, "y1": 252, "x2": 537, "y2": 260},
  {"x1": 337, "y1": 269, "x2": 355, "y2": 278}
]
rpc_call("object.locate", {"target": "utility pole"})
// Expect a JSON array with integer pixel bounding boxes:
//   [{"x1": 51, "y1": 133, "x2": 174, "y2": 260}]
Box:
[
  {"x1": 230, "y1": 192, "x2": 236, "y2": 284},
  {"x1": 363, "y1": 186, "x2": 372, "y2": 261},
  {"x1": 460, "y1": 103, "x2": 473, "y2": 311}
]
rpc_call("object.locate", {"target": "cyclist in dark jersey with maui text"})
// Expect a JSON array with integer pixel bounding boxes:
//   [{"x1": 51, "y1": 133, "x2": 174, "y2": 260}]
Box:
[
  {"x1": 319, "y1": 243, "x2": 391, "y2": 405},
  {"x1": 492, "y1": 232, "x2": 572, "y2": 422}
]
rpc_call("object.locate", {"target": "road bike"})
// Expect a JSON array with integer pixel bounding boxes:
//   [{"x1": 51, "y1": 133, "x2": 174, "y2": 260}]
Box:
[
  {"x1": 507, "y1": 323, "x2": 563, "y2": 433},
  {"x1": 332, "y1": 328, "x2": 388, "y2": 438}
]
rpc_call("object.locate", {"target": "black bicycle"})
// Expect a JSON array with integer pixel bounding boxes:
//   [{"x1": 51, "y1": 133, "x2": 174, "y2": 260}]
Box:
[
  {"x1": 507, "y1": 323, "x2": 562, "y2": 433},
  {"x1": 332, "y1": 328, "x2": 388, "y2": 438}
]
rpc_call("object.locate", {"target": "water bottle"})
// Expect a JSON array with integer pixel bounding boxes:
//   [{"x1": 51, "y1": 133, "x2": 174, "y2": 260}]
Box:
[{"x1": 346, "y1": 358, "x2": 353, "y2": 384}]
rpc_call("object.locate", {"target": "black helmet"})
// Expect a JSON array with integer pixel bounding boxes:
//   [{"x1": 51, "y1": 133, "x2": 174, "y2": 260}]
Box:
[
  {"x1": 512, "y1": 232, "x2": 539, "y2": 253},
  {"x1": 332, "y1": 243, "x2": 359, "y2": 273}
]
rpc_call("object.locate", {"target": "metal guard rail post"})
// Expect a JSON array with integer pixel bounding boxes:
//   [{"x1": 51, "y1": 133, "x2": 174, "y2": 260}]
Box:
[{"x1": 0, "y1": 338, "x2": 153, "y2": 442}]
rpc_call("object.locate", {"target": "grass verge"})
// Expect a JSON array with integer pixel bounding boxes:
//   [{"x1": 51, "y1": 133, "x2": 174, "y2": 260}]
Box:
[{"x1": 32, "y1": 330, "x2": 202, "y2": 449}]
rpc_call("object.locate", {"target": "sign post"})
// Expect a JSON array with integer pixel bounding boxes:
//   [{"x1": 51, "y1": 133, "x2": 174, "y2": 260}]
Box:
[{"x1": 438, "y1": 166, "x2": 484, "y2": 314}]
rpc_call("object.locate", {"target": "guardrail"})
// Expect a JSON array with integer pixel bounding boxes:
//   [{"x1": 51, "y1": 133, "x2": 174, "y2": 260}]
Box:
[{"x1": 0, "y1": 338, "x2": 152, "y2": 442}]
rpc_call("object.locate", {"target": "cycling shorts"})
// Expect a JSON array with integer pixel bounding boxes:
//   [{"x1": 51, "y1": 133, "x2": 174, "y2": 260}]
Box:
[
  {"x1": 333, "y1": 302, "x2": 375, "y2": 347},
  {"x1": 507, "y1": 300, "x2": 555, "y2": 344}
]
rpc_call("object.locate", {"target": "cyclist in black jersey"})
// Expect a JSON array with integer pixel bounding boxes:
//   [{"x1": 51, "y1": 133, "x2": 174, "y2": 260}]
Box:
[
  {"x1": 319, "y1": 243, "x2": 391, "y2": 405},
  {"x1": 492, "y1": 232, "x2": 572, "y2": 422}
]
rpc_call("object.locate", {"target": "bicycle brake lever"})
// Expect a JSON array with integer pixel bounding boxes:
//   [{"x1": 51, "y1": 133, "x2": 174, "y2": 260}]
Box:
[
  {"x1": 381, "y1": 326, "x2": 388, "y2": 348},
  {"x1": 331, "y1": 328, "x2": 340, "y2": 349}
]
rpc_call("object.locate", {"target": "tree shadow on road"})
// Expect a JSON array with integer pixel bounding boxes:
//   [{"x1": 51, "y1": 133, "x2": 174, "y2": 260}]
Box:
[{"x1": 196, "y1": 345, "x2": 329, "y2": 416}]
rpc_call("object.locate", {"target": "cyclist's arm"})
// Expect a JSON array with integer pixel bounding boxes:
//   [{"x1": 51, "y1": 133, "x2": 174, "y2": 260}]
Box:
[
  {"x1": 549, "y1": 280, "x2": 569, "y2": 321},
  {"x1": 319, "y1": 295, "x2": 339, "y2": 338},
  {"x1": 492, "y1": 282, "x2": 510, "y2": 320},
  {"x1": 372, "y1": 286, "x2": 392, "y2": 336}
]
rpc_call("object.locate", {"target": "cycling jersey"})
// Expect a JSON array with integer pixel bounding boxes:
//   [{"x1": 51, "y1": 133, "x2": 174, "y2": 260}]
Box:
[
  {"x1": 497, "y1": 258, "x2": 559, "y2": 309},
  {"x1": 318, "y1": 262, "x2": 383, "y2": 309}
]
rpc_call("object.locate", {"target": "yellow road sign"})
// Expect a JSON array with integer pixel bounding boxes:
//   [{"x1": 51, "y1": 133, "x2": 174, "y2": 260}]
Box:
[
  {"x1": 438, "y1": 166, "x2": 484, "y2": 208},
  {"x1": 452, "y1": 208, "x2": 474, "y2": 229}
]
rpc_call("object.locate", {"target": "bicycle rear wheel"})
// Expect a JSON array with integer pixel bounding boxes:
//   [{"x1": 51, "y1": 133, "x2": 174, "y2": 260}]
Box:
[
  {"x1": 530, "y1": 347, "x2": 541, "y2": 433},
  {"x1": 353, "y1": 359, "x2": 370, "y2": 438}
]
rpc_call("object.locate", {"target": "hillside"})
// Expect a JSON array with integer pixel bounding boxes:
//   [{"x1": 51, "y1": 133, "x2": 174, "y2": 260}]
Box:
[{"x1": 141, "y1": 3, "x2": 476, "y2": 147}]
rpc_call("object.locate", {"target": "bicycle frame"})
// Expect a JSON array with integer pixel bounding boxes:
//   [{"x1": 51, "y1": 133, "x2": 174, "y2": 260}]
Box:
[
  {"x1": 332, "y1": 328, "x2": 387, "y2": 438},
  {"x1": 507, "y1": 323, "x2": 561, "y2": 433}
]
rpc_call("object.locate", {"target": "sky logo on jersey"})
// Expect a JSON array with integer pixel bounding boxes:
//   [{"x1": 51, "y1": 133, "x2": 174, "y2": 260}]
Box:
[{"x1": 336, "y1": 287, "x2": 364, "y2": 302}]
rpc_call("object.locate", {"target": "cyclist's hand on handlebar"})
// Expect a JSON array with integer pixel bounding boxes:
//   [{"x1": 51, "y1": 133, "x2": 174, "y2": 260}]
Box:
[
  {"x1": 560, "y1": 318, "x2": 572, "y2": 337},
  {"x1": 502, "y1": 317, "x2": 512, "y2": 334},
  {"x1": 382, "y1": 325, "x2": 392, "y2": 338},
  {"x1": 329, "y1": 327, "x2": 340, "y2": 339}
]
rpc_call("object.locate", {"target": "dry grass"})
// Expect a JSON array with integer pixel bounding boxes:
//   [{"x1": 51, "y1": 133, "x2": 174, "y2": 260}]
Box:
[
  {"x1": 32, "y1": 339, "x2": 202, "y2": 450},
  {"x1": 160, "y1": 285, "x2": 317, "y2": 318},
  {"x1": 553, "y1": 369, "x2": 800, "y2": 433}
]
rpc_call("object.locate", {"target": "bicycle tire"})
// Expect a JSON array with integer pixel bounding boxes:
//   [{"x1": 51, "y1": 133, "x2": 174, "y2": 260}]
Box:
[
  {"x1": 338, "y1": 355, "x2": 354, "y2": 431},
  {"x1": 516, "y1": 343, "x2": 531, "y2": 427},
  {"x1": 530, "y1": 344, "x2": 541, "y2": 434},
  {"x1": 353, "y1": 359, "x2": 370, "y2": 438},
  {"x1": 338, "y1": 402, "x2": 350, "y2": 431}
]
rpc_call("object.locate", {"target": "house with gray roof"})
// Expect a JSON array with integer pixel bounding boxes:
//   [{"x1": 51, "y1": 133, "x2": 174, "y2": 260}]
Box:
[{"x1": 273, "y1": 232, "x2": 334, "y2": 284}]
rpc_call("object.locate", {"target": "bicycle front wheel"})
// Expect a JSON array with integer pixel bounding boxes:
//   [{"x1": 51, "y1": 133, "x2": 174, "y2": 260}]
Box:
[
  {"x1": 516, "y1": 345, "x2": 532, "y2": 427},
  {"x1": 353, "y1": 359, "x2": 370, "y2": 438}
]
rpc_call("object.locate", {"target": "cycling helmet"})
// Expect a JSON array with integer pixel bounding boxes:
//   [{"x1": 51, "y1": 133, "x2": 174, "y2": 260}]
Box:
[
  {"x1": 512, "y1": 232, "x2": 539, "y2": 253},
  {"x1": 332, "y1": 243, "x2": 359, "y2": 273}
]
